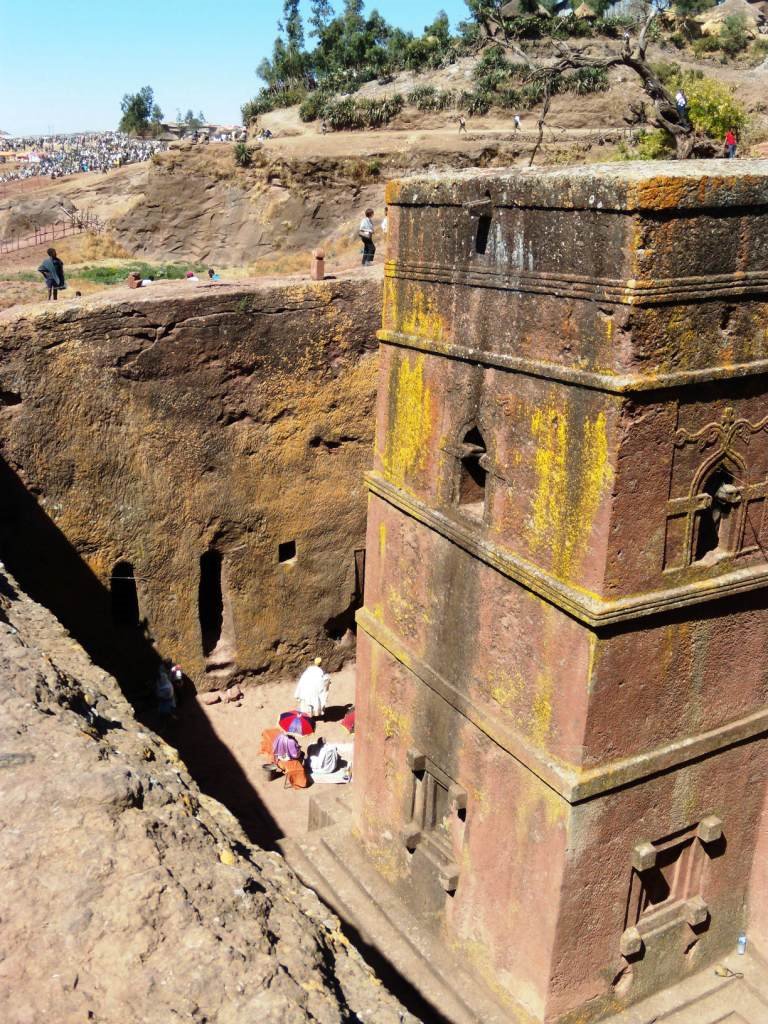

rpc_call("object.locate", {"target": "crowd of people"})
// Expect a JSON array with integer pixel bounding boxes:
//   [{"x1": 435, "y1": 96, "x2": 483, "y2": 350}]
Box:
[{"x1": 0, "y1": 131, "x2": 168, "y2": 183}]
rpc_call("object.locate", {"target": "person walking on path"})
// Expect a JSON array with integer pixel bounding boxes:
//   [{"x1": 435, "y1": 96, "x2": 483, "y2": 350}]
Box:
[
  {"x1": 38, "y1": 247, "x2": 65, "y2": 300},
  {"x1": 359, "y1": 207, "x2": 376, "y2": 266},
  {"x1": 725, "y1": 128, "x2": 737, "y2": 159},
  {"x1": 457, "y1": 115, "x2": 467, "y2": 135}
]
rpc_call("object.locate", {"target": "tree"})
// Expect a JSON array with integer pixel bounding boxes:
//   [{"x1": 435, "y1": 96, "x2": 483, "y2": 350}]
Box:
[
  {"x1": 281, "y1": 0, "x2": 305, "y2": 50},
  {"x1": 467, "y1": 2, "x2": 720, "y2": 159},
  {"x1": 309, "y1": 0, "x2": 335, "y2": 37},
  {"x1": 182, "y1": 109, "x2": 206, "y2": 130},
  {"x1": 119, "y1": 86, "x2": 155, "y2": 136},
  {"x1": 674, "y1": 70, "x2": 747, "y2": 138}
]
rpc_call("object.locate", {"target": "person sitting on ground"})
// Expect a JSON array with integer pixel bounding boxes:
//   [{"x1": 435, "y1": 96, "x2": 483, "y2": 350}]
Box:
[
  {"x1": 359, "y1": 207, "x2": 376, "y2": 266},
  {"x1": 185, "y1": 270, "x2": 199, "y2": 282},
  {"x1": 294, "y1": 656, "x2": 331, "y2": 719},
  {"x1": 207, "y1": 268, "x2": 220, "y2": 281},
  {"x1": 307, "y1": 738, "x2": 351, "y2": 784},
  {"x1": 267, "y1": 730, "x2": 308, "y2": 789},
  {"x1": 38, "y1": 247, "x2": 65, "y2": 300},
  {"x1": 272, "y1": 731, "x2": 302, "y2": 763}
]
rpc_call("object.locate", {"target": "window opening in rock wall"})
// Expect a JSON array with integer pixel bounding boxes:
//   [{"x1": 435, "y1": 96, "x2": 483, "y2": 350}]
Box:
[
  {"x1": 475, "y1": 215, "x2": 491, "y2": 255},
  {"x1": 694, "y1": 465, "x2": 738, "y2": 563},
  {"x1": 278, "y1": 540, "x2": 297, "y2": 564},
  {"x1": 199, "y1": 550, "x2": 224, "y2": 657},
  {"x1": 459, "y1": 426, "x2": 487, "y2": 517},
  {"x1": 111, "y1": 560, "x2": 140, "y2": 628}
]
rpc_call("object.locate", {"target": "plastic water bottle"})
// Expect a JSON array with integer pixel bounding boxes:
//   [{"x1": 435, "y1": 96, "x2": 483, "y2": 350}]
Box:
[{"x1": 737, "y1": 932, "x2": 747, "y2": 955}]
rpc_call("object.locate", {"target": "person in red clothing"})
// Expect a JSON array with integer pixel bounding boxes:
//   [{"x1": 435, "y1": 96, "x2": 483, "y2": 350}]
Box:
[{"x1": 725, "y1": 128, "x2": 737, "y2": 159}]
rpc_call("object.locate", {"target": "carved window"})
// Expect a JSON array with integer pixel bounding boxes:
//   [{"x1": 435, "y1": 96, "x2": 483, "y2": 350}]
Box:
[
  {"x1": 664, "y1": 407, "x2": 768, "y2": 572},
  {"x1": 458, "y1": 426, "x2": 488, "y2": 518},
  {"x1": 693, "y1": 464, "x2": 740, "y2": 563},
  {"x1": 475, "y1": 214, "x2": 491, "y2": 255},
  {"x1": 401, "y1": 749, "x2": 466, "y2": 894},
  {"x1": 619, "y1": 817, "x2": 724, "y2": 962}
]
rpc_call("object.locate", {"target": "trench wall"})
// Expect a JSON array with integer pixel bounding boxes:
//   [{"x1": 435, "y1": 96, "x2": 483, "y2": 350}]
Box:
[{"x1": 0, "y1": 278, "x2": 381, "y2": 687}]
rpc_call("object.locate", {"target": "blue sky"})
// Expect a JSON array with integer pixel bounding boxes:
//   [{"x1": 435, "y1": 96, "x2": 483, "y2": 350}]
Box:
[{"x1": 0, "y1": 0, "x2": 471, "y2": 136}]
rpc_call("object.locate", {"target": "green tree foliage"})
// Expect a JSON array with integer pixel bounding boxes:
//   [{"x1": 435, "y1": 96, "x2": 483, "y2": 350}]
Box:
[
  {"x1": 309, "y1": 0, "x2": 335, "y2": 37},
  {"x1": 183, "y1": 109, "x2": 206, "y2": 130},
  {"x1": 672, "y1": 0, "x2": 714, "y2": 16},
  {"x1": 119, "y1": 86, "x2": 155, "y2": 136},
  {"x1": 718, "y1": 14, "x2": 750, "y2": 56},
  {"x1": 242, "y1": 2, "x2": 458, "y2": 118},
  {"x1": 674, "y1": 71, "x2": 747, "y2": 136}
]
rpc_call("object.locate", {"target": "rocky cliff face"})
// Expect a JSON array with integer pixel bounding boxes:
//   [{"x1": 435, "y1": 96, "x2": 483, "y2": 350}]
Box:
[
  {"x1": 0, "y1": 277, "x2": 381, "y2": 689},
  {"x1": 0, "y1": 570, "x2": 409, "y2": 1023}
]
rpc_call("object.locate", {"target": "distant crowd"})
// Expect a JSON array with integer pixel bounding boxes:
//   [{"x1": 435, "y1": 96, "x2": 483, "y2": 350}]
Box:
[{"x1": 0, "y1": 132, "x2": 168, "y2": 183}]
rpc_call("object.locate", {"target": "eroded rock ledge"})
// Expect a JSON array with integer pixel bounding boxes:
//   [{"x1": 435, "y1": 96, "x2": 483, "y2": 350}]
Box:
[
  {"x1": 0, "y1": 569, "x2": 408, "y2": 1023},
  {"x1": 0, "y1": 276, "x2": 382, "y2": 689}
]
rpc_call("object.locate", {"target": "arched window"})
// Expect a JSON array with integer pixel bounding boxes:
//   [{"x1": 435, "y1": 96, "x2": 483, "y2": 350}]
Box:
[
  {"x1": 458, "y1": 426, "x2": 487, "y2": 518},
  {"x1": 111, "y1": 560, "x2": 140, "y2": 627},
  {"x1": 694, "y1": 464, "x2": 740, "y2": 563}
]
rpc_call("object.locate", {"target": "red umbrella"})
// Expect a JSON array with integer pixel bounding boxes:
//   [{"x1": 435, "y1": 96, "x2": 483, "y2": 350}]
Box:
[
  {"x1": 279, "y1": 709, "x2": 314, "y2": 736},
  {"x1": 341, "y1": 709, "x2": 356, "y2": 733}
]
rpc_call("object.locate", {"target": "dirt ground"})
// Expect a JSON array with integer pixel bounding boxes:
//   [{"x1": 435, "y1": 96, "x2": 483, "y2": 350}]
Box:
[{"x1": 171, "y1": 663, "x2": 357, "y2": 846}]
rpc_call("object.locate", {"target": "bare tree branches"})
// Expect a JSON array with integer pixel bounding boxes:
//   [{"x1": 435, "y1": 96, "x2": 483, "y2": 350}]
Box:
[{"x1": 480, "y1": 4, "x2": 705, "y2": 159}]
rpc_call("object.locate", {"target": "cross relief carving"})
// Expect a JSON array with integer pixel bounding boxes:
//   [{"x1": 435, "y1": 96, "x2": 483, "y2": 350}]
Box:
[{"x1": 664, "y1": 407, "x2": 768, "y2": 571}]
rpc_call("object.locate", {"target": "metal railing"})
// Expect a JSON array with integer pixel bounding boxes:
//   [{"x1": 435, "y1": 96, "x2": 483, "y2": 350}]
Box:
[{"x1": 0, "y1": 213, "x2": 102, "y2": 255}]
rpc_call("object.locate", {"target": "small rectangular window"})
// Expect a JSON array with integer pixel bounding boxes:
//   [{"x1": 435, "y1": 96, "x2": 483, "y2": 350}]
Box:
[
  {"x1": 278, "y1": 540, "x2": 297, "y2": 563},
  {"x1": 475, "y1": 215, "x2": 491, "y2": 255}
]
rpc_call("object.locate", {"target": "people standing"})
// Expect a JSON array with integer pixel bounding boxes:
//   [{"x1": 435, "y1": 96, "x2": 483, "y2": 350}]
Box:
[
  {"x1": 37, "y1": 247, "x2": 65, "y2": 300},
  {"x1": 675, "y1": 90, "x2": 688, "y2": 124},
  {"x1": 457, "y1": 114, "x2": 467, "y2": 135},
  {"x1": 359, "y1": 207, "x2": 376, "y2": 266},
  {"x1": 294, "y1": 657, "x2": 331, "y2": 719},
  {"x1": 725, "y1": 128, "x2": 737, "y2": 159}
]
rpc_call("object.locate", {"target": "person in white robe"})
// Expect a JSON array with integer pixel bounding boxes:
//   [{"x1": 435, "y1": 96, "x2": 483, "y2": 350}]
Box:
[
  {"x1": 308, "y1": 739, "x2": 351, "y2": 784},
  {"x1": 294, "y1": 657, "x2": 331, "y2": 718}
]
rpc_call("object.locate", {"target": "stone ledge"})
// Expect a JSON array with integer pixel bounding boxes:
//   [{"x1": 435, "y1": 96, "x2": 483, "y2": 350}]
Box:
[
  {"x1": 385, "y1": 259, "x2": 768, "y2": 308},
  {"x1": 367, "y1": 472, "x2": 768, "y2": 626},
  {"x1": 386, "y1": 160, "x2": 768, "y2": 212},
  {"x1": 357, "y1": 607, "x2": 768, "y2": 804},
  {"x1": 379, "y1": 328, "x2": 768, "y2": 395}
]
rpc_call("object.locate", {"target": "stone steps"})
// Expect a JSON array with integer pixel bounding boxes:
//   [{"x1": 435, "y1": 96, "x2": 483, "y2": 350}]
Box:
[
  {"x1": 278, "y1": 826, "x2": 514, "y2": 1024},
  {"x1": 601, "y1": 951, "x2": 768, "y2": 1023}
]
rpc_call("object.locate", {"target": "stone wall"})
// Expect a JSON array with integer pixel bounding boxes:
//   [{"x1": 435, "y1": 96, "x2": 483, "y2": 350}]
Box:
[
  {"x1": 0, "y1": 277, "x2": 380, "y2": 688},
  {"x1": 355, "y1": 162, "x2": 768, "y2": 1022}
]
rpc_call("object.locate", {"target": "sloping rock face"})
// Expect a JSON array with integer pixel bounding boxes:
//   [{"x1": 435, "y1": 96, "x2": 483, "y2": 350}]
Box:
[
  {"x1": 0, "y1": 278, "x2": 380, "y2": 689},
  {"x1": 0, "y1": 571, "x2": 409, "y2": 1024}
]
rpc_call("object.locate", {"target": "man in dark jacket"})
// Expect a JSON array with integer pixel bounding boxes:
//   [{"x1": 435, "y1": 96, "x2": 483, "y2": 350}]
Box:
[{"x1": 38, "y1": 247, "x2": 65, "y2": 300}]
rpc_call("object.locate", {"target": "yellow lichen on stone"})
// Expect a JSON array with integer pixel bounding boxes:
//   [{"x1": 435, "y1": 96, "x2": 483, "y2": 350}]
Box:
[
  {"x1": 488, "y1": 668, "x2": 523, "y2": 709},
  {"x1": 383, "y1": 353, "x2": 431, "y2": 489},
  {"x1": 528, "y1": 405, "x2": 613, "y2": 582},
  {"x1": 399, "y1": 285, "x2": 444, "y2": 342},
  {"x1": 378, "y1": 521, "x2": 387, "y2": 560},
  {"x1": 376, "y1": 699, "x2": 409, "y2": 740},
  {"x1": 530, "y1": 678, "x2": 553, "y2": 748}
]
